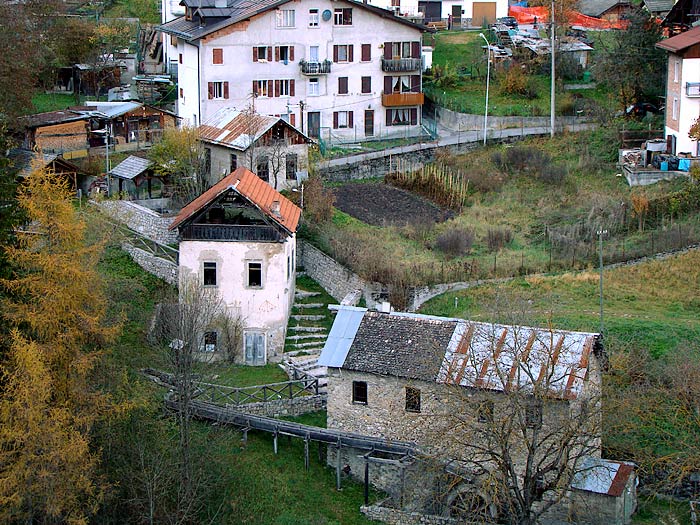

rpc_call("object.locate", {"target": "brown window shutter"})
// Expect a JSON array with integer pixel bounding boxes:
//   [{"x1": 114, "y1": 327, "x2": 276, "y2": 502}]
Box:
[
  {"x1": 386, "y1": 109, "x2": 392, "y2": 125},
  {"x1": 410, "y1": 108, "x2": 418, "y2": 125},
  {"x1": 338, "y1": 77, "x2": 347, "y2": 94},
  {"x1": 411, "y1": 75, "x2": 421, "y2": 93},
  {"x1": 274, "y1": 80, "x2": 280, "y2": 97},
  {"x1": 362, "y1": 76, "x2": 371, "y2": 93},
  {"x1": 291, "y1": 114, "x2": 296, "y2": 126},
  {"x1": 348, "y1": 44, "x2": 354, "y2": 62},
  {"x1": 253, "y1": 47, "x2": 258, "y2": 61},
  {"x1": 267, "y1": 47, "x2": 272, "y2": 61},
  {"x1": 224, "y1": 81, "x2": 229, "y2": 99},
  {"x1": 290, "y1": 79, "x2": 295, "y2": 96},
  {"x1": 179, "y1": 53, "x2": 183, "y2": 64},
  {"x1": 208, "y1": 82, "x2": 213, "y2": 99},
  {"x1": 268, "y1": 80, "x2": 273, "y2": 95},
  {"x1": 253, "y1": 81, "x2": 258, "y2": 96},
  {"x1": 275, "y1": 46, "x2": 280, "y2": 62},
  {"x1": 384, "y1": 42, "x2": 392, "y2": 59},
  {"x1": 333, "y1": 45, "x2": 339, "y2": 62},
  {"x1": 384, "y1": 76, "x2": 392, "y2": 94},
  {"x1": 412, "y1": 41, "x2": 420, "y2": 58},
  {"x1": 213, "y1": 48, "x2": 223, "y2": 64},
  {"x1": 361, "y1": 43, "x2": 370, "y2": 61},
  {"x1": 348, "y1": 111, "x2": 353, "y2": 128},
  {"x1": 290, "y1": 46, "x2": 295, "y2": 61},
  {"x1": 333, "y1": 112, "x2": 338, "y2": 129}
]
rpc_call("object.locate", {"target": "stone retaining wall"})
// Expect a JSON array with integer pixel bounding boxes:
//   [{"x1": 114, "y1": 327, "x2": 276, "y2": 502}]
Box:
[
  {"x1": 361, "y1": 503, "x2": 458, "y2": 525},
  {"x1": 238, "y1": 394, "x2": 326, "y2": 418},
  {"x1": 121, "y1": 242, "x2": 179, "y2": 286},
  {"x1": 436, "y1": 107, "x2": 583, "y2": 132},
  {"x1": 95, "y1": 200, "x2": 178, "y2": 245}
]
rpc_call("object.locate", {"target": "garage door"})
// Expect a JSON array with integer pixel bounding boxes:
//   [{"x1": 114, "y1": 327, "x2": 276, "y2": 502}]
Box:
[{"x1": 472, "y1": 2, "x2": 496, "y2": 25}]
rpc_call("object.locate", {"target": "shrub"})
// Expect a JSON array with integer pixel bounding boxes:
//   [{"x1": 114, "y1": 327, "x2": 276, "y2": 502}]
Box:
[
  {"x1": 498, "y1": 66, "x2": 535, "y2": 98},
  {"x1": 539, "y1": 164, "x2": 567, "y2": 185},
  {"x1": 504, "y1": 146, "x2": 551, "y2": 175},
  {"x1": 434, "y1": 227, "x2": 475, "y2": 258},
  {"x1": 485, "y1": 227, "x2": 513, "y2": 251},
  {"x1": 302, "y1": 175, "x2": 335, "y2": 224}
]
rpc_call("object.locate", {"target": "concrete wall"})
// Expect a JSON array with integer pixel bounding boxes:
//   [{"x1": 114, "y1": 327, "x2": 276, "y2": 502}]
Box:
[
  {"x1": 436, "y1": 107, "x2": 583, "y2": 132},
  {"x1": 361, "y1": 503, "x2": 458, "y2": 525},
  {"x1": 238, "y1": 393, "x2": 326, "y2": 417},
  {"x1": 121, "y1": 241, "x2": 179, "y2": 285},
  {"x1": 95, "y1": 199, "x2": 179, "y2": 245},
  {"x1": 178, "y1": 235, "x2": 296, "y2": 361}
]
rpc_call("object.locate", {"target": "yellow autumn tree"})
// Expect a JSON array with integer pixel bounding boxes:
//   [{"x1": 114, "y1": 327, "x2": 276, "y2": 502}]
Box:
[{"x1": 0, "y1": 168, "x2": 117, "y2": 524}]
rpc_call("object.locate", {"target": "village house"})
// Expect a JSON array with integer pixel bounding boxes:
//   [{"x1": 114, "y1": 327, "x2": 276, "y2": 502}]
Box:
[
  {"x1": 656, "y1": 25, "x2": 700, "y2": 156},
  {"x1": 157, "y1": 0, "x2": 429, "y2": 143},
  {"x1": 318, "y1": 306, "x2": 636, "y2": 524},
  {"x1": 579, "y1": 0, "x2": 632, "y2": 24},
  {"x1": 198, "y1": 108, "x2": 311, "y2": 191},
  {"x1": 416, "y1": 0, "x2": 508, "y2": 26},
  {"x1": 169, "y1": 167, "x2": 301, "y2": 364}
]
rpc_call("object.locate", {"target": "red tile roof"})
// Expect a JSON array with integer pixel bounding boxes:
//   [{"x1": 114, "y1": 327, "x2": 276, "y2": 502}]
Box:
[
  {"x1": 656, "y1": 25, "x2": 700, "y2": 53},
  {"x1": 169, "y1": 167, "x2": 301, "y2": 234}
]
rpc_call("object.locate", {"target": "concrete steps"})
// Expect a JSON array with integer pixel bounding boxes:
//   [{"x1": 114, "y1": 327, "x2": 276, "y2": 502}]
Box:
[
  {"x1": 288, "y1": 325, "x2": 326, "y2": 333},
  {"x1": 291, "y1": 314, "x2": 326, "y2": 321},
  {"x1": 286, "y1": 333, "x2": 328, "y2": 342},
  {"x1": 293, "y1": 302, "x2": 325, "y2": 309},
  {"x1": 295, "y1": 290, "x2": 320, "y2": 300}
]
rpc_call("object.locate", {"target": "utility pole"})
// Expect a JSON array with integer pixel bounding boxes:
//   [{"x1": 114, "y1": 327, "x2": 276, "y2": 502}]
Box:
[
  {"x1": 299, "y1": 101, "x2": 305, "y2": 133},
  {"x1": 550, "y1": 0, "x2": 556, "y2": 137},
  {"x1": 597, "y1": 229, "x2": 607, "y2": 334}
]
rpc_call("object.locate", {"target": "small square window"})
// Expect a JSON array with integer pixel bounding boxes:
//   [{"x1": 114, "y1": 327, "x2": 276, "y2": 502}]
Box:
[
  {"x1": 203, "y1": 262, "x2": 217, "y2": 286},
  {"x1": 526, "y1": 401, "x2": 543, "y2": 429},
  {"x1": 352, "y1": 381, "x2": 367, "y2": 404},
  {"x1": 248, "y1": 261, "x2": 262, "y2": 287},
  {"x1": 405, "y1": 387, "x2": 421, "y2": 412},
  {"x1": 203, "y1": 331, "x2": 217, "y2": 352}
]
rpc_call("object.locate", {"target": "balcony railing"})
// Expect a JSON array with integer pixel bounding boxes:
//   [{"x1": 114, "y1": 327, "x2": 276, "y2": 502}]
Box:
[
  {"x1": 381, "y1": 57, "x2": 423, "y2": 72},
  {"x1": 299, "y1": 59, "x2": 332, "y2": 75},
  {"x1": 181, "y1": 224, "x2": 282, "y2": 242},
  {"x1": 686, "y1": 82, "x2": 700, "y2": 97},
  {"x1": 382, "y1": 92, "x2": 425, "y2": 107}
]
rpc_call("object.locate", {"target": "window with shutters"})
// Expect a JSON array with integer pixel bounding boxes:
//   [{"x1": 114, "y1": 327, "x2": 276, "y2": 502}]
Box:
[
  {"x1": 391, "y1": 0, "x2": 400, "y2": 6},
  {"x1": 391, "y1": 41, "x2": 416, "y2": 58},
  {"x1": 276, "y1": 45, "x2": 293, "y2": 62},
  {"x1": 210, "y1": 81, "x2": 227, "y2": 99},
  {"x1": 333, "y1": 111, "x2": 352, "y2": 129},
  {"x1": 277, "y1": 9, "x2": 295, "y2": 27},
  {"x1": 280, "y1": 79, "x2": 292, "y2": 96},
  {"x1": 334, "y1": 7, "x2": 352, "y2": 25},
  {"x1": 338, "y1": 76, "x2": 348, "y2": 95},
  {"x1": 392, "y1": 75, "x2": 412, "y2": 93},
  {"x1": 308, "y1": 77, "x2": 319, "y2": 96},
  {"x1": 247, "y1": 261, "x2": 263, "y2": 288},
  {"x1": 389, "y1": 108, "x2": 411, "y2": 125},
  {"x1": 309, "y1": 8, "x2": 319, "y2": 26},
  {"x1": 254, "y1": 46, "x2": 270, "y2": 62},
  {"x1": 212, "y1": 48, "x2": 223, "y2": 64},
  {"x1": 254, "y1": 80, "x2": 270, "y2": 97},
  {"x1": 361, "y1": 43, "x2": 371, "y2": 62},
  {"x1": 361, "y1": 76, "x2": 371, "y2": 94},
  {"x1": 526, "y1": 401, "x2": 543, "y2": 429},
  {"x1": 334, "y1": 44, "x2": 351, "y2": 63},
  {"x1": 286, "y1": 153, "x2": 298, "y2": 179}
]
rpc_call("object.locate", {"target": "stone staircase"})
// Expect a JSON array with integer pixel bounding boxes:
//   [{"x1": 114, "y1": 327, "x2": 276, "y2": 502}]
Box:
[{"x1": 283, "y1": 277, "x2": 332, "y2": 394}]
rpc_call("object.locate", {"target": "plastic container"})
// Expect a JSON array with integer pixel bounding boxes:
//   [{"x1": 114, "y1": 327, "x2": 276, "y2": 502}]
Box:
[
  {"x1": 660, "y1": 161, "x2": 669, "y2": 171},
  {"x1": 582, "y1": 71, "x2": 591, "y2": 83}
]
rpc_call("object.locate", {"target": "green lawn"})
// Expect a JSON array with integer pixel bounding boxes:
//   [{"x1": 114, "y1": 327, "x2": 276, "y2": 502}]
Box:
[{"x1": 29, "y1": 92, "x2": 80, "y2": 114}]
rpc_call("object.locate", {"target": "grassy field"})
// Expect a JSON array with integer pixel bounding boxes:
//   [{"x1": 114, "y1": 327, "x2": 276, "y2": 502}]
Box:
[{"x1": 29, "y1": 92, "x2": 81, "y2": 114}]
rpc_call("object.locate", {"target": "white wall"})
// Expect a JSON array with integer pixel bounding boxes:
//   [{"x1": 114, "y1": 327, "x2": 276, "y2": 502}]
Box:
[
  {"x1": 177, "y1": 41, "x2": 202, "y2": 126},
  {"x1": 178, "y1": 235, "x2": 297, "y2": 362},
  {"x1": 668, "y1": 57, "x2": 700, "y2": 155}
]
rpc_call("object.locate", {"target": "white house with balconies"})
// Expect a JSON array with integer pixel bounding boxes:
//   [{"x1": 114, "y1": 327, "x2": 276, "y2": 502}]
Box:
[{"x1": 157, "y1": 0, "x2": 430, "y2": 143}]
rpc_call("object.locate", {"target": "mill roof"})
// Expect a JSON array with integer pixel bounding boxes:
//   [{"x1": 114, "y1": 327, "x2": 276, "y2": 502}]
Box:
[
  {"x1": 571, "y1": 458, "x2": 636, "y2": 497},
  {"x1": 318, "y1": 307, "x2": 601, "y2": 400},
  {"x1": 169, "y1": 167, "x2": 301, "y2": 233}
]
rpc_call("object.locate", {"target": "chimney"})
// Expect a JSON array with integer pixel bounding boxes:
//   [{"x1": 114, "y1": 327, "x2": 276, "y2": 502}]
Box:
[
  {"x1": 378, "y1": 301, "x2": 391, "y2": 313},
  {"x1": 214, "y1": 0, "x2": 227, "y2": 7},
  {"x1": 270, "y1": 200, "x2": 281, "y2": 218}
]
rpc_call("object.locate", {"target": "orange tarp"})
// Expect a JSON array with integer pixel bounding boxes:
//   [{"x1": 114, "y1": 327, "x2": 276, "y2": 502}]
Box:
[{"x1": 508, "y1": 6, "x2": 627, "y2": 29}]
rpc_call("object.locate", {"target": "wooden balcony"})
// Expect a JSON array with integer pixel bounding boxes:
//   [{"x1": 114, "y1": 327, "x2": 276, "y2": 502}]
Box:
[
  {"x1": 381, "y1": 57, "x2": 423, "y2": 72},
  {"x1": 180, "y1": 224, "x2": 283, "y2": 242},
  {"x1": 381, "y1": 92, "x2": 425, "y2": 107},
  {"x1": 299, "y1": 60, "x2": 332, "y2": 75}
]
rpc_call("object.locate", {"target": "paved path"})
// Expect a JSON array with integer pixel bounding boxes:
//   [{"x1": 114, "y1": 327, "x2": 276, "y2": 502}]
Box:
[{"x1": 318, "y1": 122, "x2": 597, "y2": 169}]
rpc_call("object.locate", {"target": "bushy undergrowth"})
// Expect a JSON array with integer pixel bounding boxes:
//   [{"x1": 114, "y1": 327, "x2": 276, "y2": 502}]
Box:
[{"x1": 435, "y1": 227, "x2": 475, "y2": 258}]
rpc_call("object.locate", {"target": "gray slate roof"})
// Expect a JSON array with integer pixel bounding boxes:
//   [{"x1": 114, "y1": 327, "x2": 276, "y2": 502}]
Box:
[
  {"x1": 642, "y1": 0, "x2": 675, "y2": 13},
  {"x1": 109, "y1": 155, "x2": 152, "y2": 180}
]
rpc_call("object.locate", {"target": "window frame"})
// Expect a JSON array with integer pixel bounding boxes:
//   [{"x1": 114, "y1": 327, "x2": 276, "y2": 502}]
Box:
[
  {"x1": 308, "y1": 77, "x2": 319, "y2": 96},
  {"x1": 405, "y1": 386, "x2": 421, "y2": 413},
  {"x1": 211, "y1": 81, "x2": 225, "y2": 99},
  {"x1": 203, "y1": 331, "x2": 218, "y2": 352},
  {"x1": 247, "y1": 261, "x2": 263, "y2": 288},
  {"x1": 203, "y1": 261, "x2": 217, "y2": 287},
  {"x1": 230, "y1": 154, "x2": 237, "y2": 173},
  {"x1": 285, "y1": 153, "x2": 298, "y2": 180},
  {"x1": 308, "y1": 8, "x2": 319, "y2": 27},
  {"x1": 336, "y1": 44, "x2": 349, "y2": 63},
  {"x1": 525, "y1": 400, "x2": 543, "y2": 429},
  {"x1": 336, "y1": 111, "x2": 349, "y2": 128},
  {"x1": 338, "y1": 76, "x2": 348, "y2": 95},
  {"x1": 334, "y1": 7, "x2": 352, "y2": 25},
  {"x1": 277, "y1": 9, "x2": 295, "y2": 28},
  {"x1": 352, "y1": 380, "x2": 368, "y2": 404},
  {"x1": 477, "y1": 399, "x2": 494, "y2": 423},
  {"x1": 361, "y1": 76, "x2": 371, "y2": 94},
  {"x1": 256, "y1": 155, "x2": 269, "y2": 181}
]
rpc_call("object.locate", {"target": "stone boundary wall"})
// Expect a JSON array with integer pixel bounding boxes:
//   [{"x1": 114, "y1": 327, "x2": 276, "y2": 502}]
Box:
[
  {"x1": 361, "y1": 503, "x2": 458, "y2": 525},
  {"x1": 238, "y1": 394, "x2": 326, "y2": 418},
  {"x1": 121, "y1": 242, "x2": 179, "y2": 286},
  {"x1": 436, "y1": 107, "x2": 584, "y2": 132},
  {"x1": 95, "y1": 200, "x2": 179, "y2": 245},
  {"x1": 298, "y1": 240, "x2": 378, "y2": 308}
]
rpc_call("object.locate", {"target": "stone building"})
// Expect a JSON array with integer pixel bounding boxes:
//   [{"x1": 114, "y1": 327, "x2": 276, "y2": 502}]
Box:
[
  {"x1": 169, "y1": 167, "x2": 301, "y2": 364},
  {"x1": 319, "y1": 306, "x2": 635, "y2": 524}
]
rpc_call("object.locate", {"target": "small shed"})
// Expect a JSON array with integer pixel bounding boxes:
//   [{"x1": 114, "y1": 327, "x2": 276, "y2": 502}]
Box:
[
  {"x1": 8, "y1": 149, "x2": 89, "y2": 193},
  {"x1": 109, "y1": 155, "x2": 164, "y2": 200},
  {"x1": 569, "y1": 457, "x2": 637, "y2": 525}
]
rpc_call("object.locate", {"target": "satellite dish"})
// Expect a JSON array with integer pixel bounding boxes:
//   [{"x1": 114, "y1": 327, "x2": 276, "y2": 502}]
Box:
[{"x1": 322, "y1": 9, "x2": 332, "y2": 21}]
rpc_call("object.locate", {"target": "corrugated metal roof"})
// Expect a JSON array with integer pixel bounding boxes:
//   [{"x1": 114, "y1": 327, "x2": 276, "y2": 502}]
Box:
[
  {"x1": 17, "y1": 110, "x2": 89, "y2": 129},
  {"x1": 169, "y1": 167, "x2": 301, "y2": 233},
  {"x1": 199, "y1": 108, "x2": 277, "y2": 150},
  {"x1": 80, "y1": 101, "x2": 142, "y2": 118},
  {"x1": 571, "y1": 457, "x2": 635, "y2": 497},
  {"x1": 318, "y1": 306, "x2": 367, "y2": 367},
  {"x1": 109, "y1": 155, "x2": 151, "y2": 180},
  {"x1": 656, "y1": 25, "x2": 700, "y2": 52},
  {"x1": 322, "y1": 309, "x2": 600, "y2": 400}
]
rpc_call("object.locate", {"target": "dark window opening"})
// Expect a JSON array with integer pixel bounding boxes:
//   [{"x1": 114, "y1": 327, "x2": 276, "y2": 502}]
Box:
[
  {"x1": 230, "y1": 154, "x2": 238, "y2": 172},
  {"x1": 405, "y1": 386, "x2": 421, "y2": 412},
  {"x1": 361, "y1": 76, "x2": 371, "y2": 94},
  {"x1": 477, "y1": 400, "x2": 494, "y2": 423},
  {"x1": 203, "y1": 262, "x2": 217, "y2": 286},
  {"x1": 286, "y1": 153, "x2": 298, "y2": 179},
  {"x1": 256, "y1": 156, "x2": 269, "y2": 181},
  {"x1": 526, "y1": 401, "x2": 543, "y2": 429},
  {"x1": 248, "y1": 262, "x2": 262, "y2": 287},
  {"x1": 352, "y1": 380, "x2": 367, "y2": 404},
  {"x1": 203, "y1": 331, "x2": 217, "y2": 352},
  {"x1": 338, "y1": 76, "x2": 348, "y2": 95}
]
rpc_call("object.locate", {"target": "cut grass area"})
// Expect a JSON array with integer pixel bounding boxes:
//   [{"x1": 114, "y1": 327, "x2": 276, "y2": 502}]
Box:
[
  {"x1": 419, "y1": 249, "x2": 700, "y2": 357},
  {"x1": 195, "y1": 363, "x2": 289, "y2": 387}
]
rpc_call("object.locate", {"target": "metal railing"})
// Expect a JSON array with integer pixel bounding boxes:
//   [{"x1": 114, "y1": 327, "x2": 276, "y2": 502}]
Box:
[
  {"x1": 180, "y1": 224, "x2": 283, "y2": 242},
  {"x1": 299, "y1": 59, "x2": 332, "y2": 75},
  {"x1": 381, "y1": 57, "x2": 423, "y2": 72}
]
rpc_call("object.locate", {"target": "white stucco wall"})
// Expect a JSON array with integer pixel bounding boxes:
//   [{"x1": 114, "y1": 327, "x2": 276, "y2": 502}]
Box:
[
  {"x1": 177, "y1": 41, "x2": 202, "y2": 127},
  {"x1": 178, "y1": 235, "x2": 297, "y2": 362},
  {"x1": 161, "y1": 0, "x2": 185, "y2": 70},
  {"x1": 171, "y1": 0, "x2": 426, "y2": 141},
  {"x1": 666, "y1": 57, "x2": 700, "y2": 156}
]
